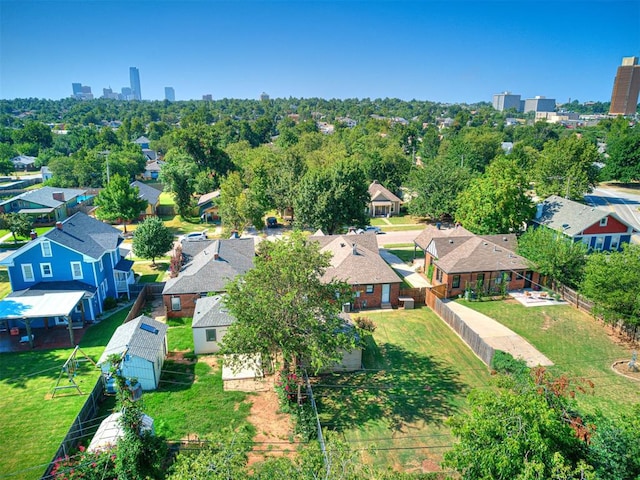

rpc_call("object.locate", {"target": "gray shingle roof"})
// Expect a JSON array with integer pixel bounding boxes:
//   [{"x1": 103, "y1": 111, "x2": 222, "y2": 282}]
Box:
[
  {"x1": 414, "y1": 224, "x2": 474, "y2": 250},
  {"x1": 162, "y1": 238, "x2": 255, "y2": 295},
  {"x1": 310, "y1": 233, "x2": 401, "y2": 285},
  {"x1": 368, "y1": 180, "x2": 402, "y2": 203},
  {"x1": 0, "y1": 186, "x2": 86, "y2": 208},
  {"x1": 130, "y1": 181, "x2": 161, "y2": 206},
  {"x1": 533, "y1": 195, "x2": 631, "y2": 237},
  {"x1": 98, "y1": 315, "x2": 168, "y2": 364},
  {"x1": 192, "y1": 294, "x2": 236, "y2": 328},
  {"x1": 434, "y1": 235, "x2": 529, "y2": 274},
  {"x1": 44, "y1": 212, "x2": 123, "y2": 259}
]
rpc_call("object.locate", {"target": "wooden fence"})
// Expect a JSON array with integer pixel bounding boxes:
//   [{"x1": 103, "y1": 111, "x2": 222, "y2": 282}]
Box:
[
  {"x1": 41, "y1": 378, "x2": 105, "y2": 479},
  {"x1": 399, "y1": 287, "x2": 427, "y2": 305},
  {"x1": 125, "y1": 282, "x2": 166, "y2": 323},
  {"x1": 431, "y1": 296, "x2": 495, "y2": 366}
]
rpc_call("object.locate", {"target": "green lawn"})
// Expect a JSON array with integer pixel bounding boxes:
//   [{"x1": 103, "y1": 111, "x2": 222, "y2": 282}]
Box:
[
  {"x1": 0, "y1": 268, "x2": 11, "y2": 299},
  {"x1": 382, "y1": 224, "x2": 426, "y2": 232},
  {"x1": 133, "y1": 261, "x2": 170, "y2": 283},
  {"x1": 0, "y1": 309, "x2": 128, "y2": 480},
  {"x1": 314, "y1": 307, "x2": 493, "y2": 472},
  {"x1": 386, "y1": 248, "x2": 424, "y2": 264},
  {"x1": 458, "y1": 299, "x2": 639, "y2": 416}
]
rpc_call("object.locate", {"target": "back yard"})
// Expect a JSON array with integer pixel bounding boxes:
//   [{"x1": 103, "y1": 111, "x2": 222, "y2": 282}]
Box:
[
  {"x1": 313, "y1": 307, "x2": 493, "y2": 474},
  {"x1": 457, "y1": 298, "x2": 639, "y2": 416}
]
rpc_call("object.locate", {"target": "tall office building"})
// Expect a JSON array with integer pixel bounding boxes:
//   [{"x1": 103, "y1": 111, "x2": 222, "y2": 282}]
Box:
[
  {"x1": 72, "y1": 83, "x2": 83, "y2": 96},
  {"x1": 492, "y1": 92, "x2": 522, "y2": 112},
  {"x1": 260, "y1": 92, "x2": 270, "y2": 101},
  {"x1": 165, "y1": 87, "x2": 175, "y2": 102},
  {"x1": 71, "y1": 83, "x2": 93, "y2": 100},
  {"x1": 202, "y1": 94, "x2": 213, "y2": 101},
  {"x1": 609, "y1": 56, "x2": 640, "y2": 115},
  {"x1": 523, "y1": 96, "x2": 556, "y2": 113},
  {"x1": 129, "y1": 67, "x2": 142, "y2": 101}
]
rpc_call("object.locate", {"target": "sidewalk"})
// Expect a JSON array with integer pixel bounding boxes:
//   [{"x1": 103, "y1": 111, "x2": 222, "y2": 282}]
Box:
[
  {"x1": 444, "y1": 300, "x2": 553, "y2": 367},
  {"x1": 378, "y1": 249, "x2": 431, "y2": 288}
]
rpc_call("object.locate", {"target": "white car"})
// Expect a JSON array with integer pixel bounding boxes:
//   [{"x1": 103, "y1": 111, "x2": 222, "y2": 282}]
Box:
[
  {"x1": 357, "y1": 226, "x2": 381, "y2": 234},
  {"x1": 182, "y1": 231, "x2": 208, "y2": 242}
]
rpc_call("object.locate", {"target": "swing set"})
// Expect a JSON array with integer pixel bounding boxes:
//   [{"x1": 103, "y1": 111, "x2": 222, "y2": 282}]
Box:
[{"x1": 52, "y1": 345, "x2": 97, "y2": 397}]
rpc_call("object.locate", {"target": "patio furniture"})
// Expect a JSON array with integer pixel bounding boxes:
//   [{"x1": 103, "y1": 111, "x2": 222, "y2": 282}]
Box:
[{"x1": 20, "y1": 334, "x2": 34, "y2": 344}]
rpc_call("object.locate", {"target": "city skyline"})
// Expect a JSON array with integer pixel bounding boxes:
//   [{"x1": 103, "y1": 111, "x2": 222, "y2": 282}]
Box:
[{"x1": 1, "y1": 1, "x2": 639, "y2": 103}]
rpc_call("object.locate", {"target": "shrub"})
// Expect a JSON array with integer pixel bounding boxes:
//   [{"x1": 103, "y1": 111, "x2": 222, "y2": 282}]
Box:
[
  {"x1": 274, "y1": 370, "x2": 302, "y2": 409},
  {"x1": 353, "y1": 316, "x2": 376, "y2": 333},
  {"x1": 103, "y1": 296, "x2": 118, "y2": 310}
]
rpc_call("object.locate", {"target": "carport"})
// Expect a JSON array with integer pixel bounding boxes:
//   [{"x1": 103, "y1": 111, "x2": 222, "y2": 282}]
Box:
[{"x1": 0, "y1": 291, "x2": 86, "y2": 349}]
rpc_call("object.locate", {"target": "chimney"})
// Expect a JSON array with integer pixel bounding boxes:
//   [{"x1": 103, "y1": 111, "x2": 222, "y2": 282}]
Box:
[
  {"x1": 212, "y1": 240, "x2": 220, "y2": 260},
  {"x1": 55, "y1": 221, "x2": 63, "y2": 230},
  {"x1": 52, "y1": 191, "x2": 65, "y2": 202},
  {"x1": 535, "y1": 203, "x2": 544, "y2": 219},
  {"x1": 29, "y1": 230, "x2": 37, "y2": 240}
]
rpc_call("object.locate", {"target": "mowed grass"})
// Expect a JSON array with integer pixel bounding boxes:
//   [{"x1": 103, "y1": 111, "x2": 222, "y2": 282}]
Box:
[
  {"x1": 0, "y1": 309, "x2": 129, "y2": 480},
  {"x1": 386, "y1": 248, "x2": 424, "y2": 264},
  {"x1": 314, "y1": 307, "x2": 493, "y2": 472},
  {"x1": 0, "y1": 268, "x2": 12, "y2": 299},
  {"x1": 458, "y1": 299, "x2": 639, "y2": 416},
  {"x1": 133, "y1": 261, "x2": 170, "y2": 283}
]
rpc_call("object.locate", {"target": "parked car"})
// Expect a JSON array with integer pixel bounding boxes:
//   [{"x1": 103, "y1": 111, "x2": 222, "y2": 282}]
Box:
[
  {"x1": 182, "y1": 231, "x2": 208, "y2": 242},
  {"x1": 266, "y1": 217, "x2": 279, "y2": 228},
  {"x1": 356, "y1": 226, "x2": 382, "y2": 234}
]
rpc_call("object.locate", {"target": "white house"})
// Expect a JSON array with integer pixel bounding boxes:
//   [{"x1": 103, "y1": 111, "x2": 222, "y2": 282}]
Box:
[
  {"x1": 98, "y1": 315, "x2": 168, "y2": 391},
  {"x1": 192, "y1": 295, "x2": 234, "y2": 354}
]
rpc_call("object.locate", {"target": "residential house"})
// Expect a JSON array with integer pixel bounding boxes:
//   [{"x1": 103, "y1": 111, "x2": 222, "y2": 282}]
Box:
[
  {"x1": 142, "y1": 149, "x2": 158, "y2": 162},
  {"x1": 197, "y1": 190, "x2": 220, "y2": 223},
  {"x1": 192, "y1": 294, "x2": 234, "y2": 354},
  {"x1": 141, "y1": 160, "x2": 163, "y2": 180},
  {"x1": 414, "y1": 225, "x2": 539, "y2": 298},
  {"x1": 97, "y1": 315, "x2": 168, "y2": 391},
  {"x1": 11, "y1": 155, "x2": 37, "y2": 171},
  {"x1": 0, "y1": 212, "x2": 136, "y2": 336},
  {"x1": 133, "y1": 136, "x2": 151, "y2": 149},
  {"x1": 0, "y1": 186, "x2": 87, "y2": 224},
  {"x1": 162, "y1": 238, "x2": 255, "y2": 318},
  {"x1": 309, "y1": 232, "x2": 402, "y2": 309},
  {"x1": 41, "y1": 166, "x2": 53, "y2": 182},
  {"x1": 368, "y1": 180, "x2": 402, "y2": 217},
  {"x1": 130, "y1": 181, "x2": 160, "y2": 218},
  {"x1": 532, "y1": 195, "x2": 636, "y2": 251}
]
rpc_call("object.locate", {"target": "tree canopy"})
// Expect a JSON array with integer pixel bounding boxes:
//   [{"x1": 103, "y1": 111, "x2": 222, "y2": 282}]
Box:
[
  {"x1": 131, "y1": 216, "x2": 175, "y2": 265},
  {"x1": 221, "y1": 233, "x2": 357, "y2": 373},
  {"x1": 94, "y1": 174, "x2": 148, "y2": 233}
]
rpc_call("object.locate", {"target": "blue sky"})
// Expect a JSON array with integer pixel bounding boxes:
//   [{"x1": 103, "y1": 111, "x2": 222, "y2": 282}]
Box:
[{"x1": 1, "y1": 0, "x2": 639, "y2": 103}]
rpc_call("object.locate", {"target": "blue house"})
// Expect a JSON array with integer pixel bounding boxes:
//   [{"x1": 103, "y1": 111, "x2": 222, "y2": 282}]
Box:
[
  {"x1": 0, "y1": 213, "x2": 135, "y2": 346},
  {"x1": 0, "y1": 186, "x2": 87, "y2": 225}
]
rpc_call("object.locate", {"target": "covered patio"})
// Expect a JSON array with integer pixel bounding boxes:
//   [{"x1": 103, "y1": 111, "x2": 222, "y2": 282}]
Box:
[{"x1": 0, "y1": 291, "x2": 87, "y2": 350}]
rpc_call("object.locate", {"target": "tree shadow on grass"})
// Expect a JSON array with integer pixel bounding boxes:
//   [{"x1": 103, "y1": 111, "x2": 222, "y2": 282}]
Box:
[
  {"x1": 157, "y1": 358, "x2": 196, "y2": 392},
  {"x1": 314, "y1": 336, "x2": 468, "y2": 432}
]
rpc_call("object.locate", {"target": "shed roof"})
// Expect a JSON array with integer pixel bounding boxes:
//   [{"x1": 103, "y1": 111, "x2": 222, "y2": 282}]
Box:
[
  {"x1": 192, "y1": 294, "x2": 236, "y2": 328},
  {"x1": 98, "y1": 315, "x2": 168, "y2": 365}
]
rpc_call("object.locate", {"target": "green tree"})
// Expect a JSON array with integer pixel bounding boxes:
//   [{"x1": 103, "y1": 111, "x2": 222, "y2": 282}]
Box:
[
  {"x1": 516, "y1": 226, "x2": 588, "y2": 289},
  {"x1": 294, "y1": 160, "x2": 369, "y2": 234},
  {"x1": 601, "y1": 126, "x2": 640, "y2": 182},
  {"x1": 440, "y1": 127, "x2": 504, "y2": 173},
  {"x1": 132, "y1": 216, "x2": 174, "y2": 266},
  {"x1": 407, "y1": 156, "x2": 473, "y2": 220},
  {"x1": 0, "y1": 213, "x2": 32, "y2": 245},
  {"x1": 94, "y1": 174, "x2": 147, "y2": 233},
  {"x1": 456, "y1": 157, "x2": 534, "y2": 234},
  {"x1": 221, "y1": 233, "x2": 357, "y2": 373},
  {"x1": 218, "y1": 171, "x2": 265, "y2": 234},
  {"x1": 581, "y1": 243, "x2": 640, "y2": 336},
  {"x1": 160, "y1": 149, "x2": 199, "y2": 218},
  {"x1": 533, "y1": 135, "x2": 600, "y2": 200}
]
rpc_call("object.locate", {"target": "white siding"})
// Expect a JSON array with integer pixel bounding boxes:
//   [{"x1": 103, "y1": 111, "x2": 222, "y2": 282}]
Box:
[{"x1": 193, "y1": 325, "x2": 229, "y2": 355}]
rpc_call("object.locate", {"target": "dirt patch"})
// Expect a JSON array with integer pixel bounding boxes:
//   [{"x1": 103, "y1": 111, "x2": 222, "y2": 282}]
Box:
[
  {"x1": 541, "y1": 312, "x2": 556, "y2": 331},
  {"x1": 166, "y1": 350, "x2": 196, "y2": 364},
  {"x1": 246, "y1": 383, "x2": 297, "y2": 466},
  {"x1": 612, "y1": 360, "x2": 640, "y2": 381}
]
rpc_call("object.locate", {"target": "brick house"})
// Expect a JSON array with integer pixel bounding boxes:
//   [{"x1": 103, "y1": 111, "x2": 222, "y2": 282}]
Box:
[
  {"x1": 309, "y1": 232, "x2": 402, "y2": 309},
  {"x1": 162, "y1": 238, "x2": 254, "y2": 318},
  {"x1": 415, "y1": 225, "x2": 539, "y2": 298}
]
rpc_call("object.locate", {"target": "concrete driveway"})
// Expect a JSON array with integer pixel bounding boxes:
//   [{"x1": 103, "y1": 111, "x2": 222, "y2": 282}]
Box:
[{"x1": 378, "y1": 249, "x2": 431, "y2": 288}]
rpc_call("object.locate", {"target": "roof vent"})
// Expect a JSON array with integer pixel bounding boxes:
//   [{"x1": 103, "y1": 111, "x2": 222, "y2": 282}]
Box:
[
  {"x1": 352, "y1": 243, "x2": 358, "y2": 255},
  {"x1": 503, "y1": 237, "x2": 507, "y2": 241},
  {"x1": 449, "y1": 239, "x2": 454, "y2": 243},
  {"x1": 55, "y1": 221, "x2": 63, "y2": 230}
]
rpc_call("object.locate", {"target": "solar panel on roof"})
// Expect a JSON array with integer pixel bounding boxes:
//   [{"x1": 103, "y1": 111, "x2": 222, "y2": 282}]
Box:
[{"x1": 140, "y1": 323, "x2": 159, "y2": 335}]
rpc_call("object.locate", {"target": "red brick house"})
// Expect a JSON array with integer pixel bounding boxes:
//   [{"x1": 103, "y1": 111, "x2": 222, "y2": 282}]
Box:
[
  {"x1": 414, "y1": 225, "x2": 539, "y2": 298},
  {"x1": 309, "y1": 232, "x2": 402, "y2": 309},
  {"x1": 162, "y1": 238, "x2": 255, "y2": 318}
]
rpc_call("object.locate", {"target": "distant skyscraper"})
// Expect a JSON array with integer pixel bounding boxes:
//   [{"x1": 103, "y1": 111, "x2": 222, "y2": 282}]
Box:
[
  {"x1": 523, "y1": 96, "x2": 556, "y2": 113},
  {"x1": 165, "y1": 87, "x2": 175, "y2": 102},
  {"x1": 121, "y1": 87, "x2": 133, "y2": 100},
  {"x1": 609, "y1": 56, "x2": 640, "y2": 115},
  {"x1": 129, "y1": 67, "x2": 142, "y2": 101},
  {"x1": 202, "y1": 94, "x2": 213, "y2": 101},
  {"x1": 71, "y1": 83, "x2": 93, "y2": 100},
  {"x1": 492, "y1": 92, "x2": 522, "y2": 112},
  {"x1": 260, "y1": 92, "x2": 270, "y2": 101},
  {"x1": 72, "y1": 83, "x2": 83, "y2": 96}
]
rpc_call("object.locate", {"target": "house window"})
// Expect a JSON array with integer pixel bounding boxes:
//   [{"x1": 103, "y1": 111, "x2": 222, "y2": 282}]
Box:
[
  {"x1": 206, "y1": 329, "x2": 217, "y2": 342},
  {"x1": 436, "y1": 268, "x2": 443, "y2": 282},
  {"x1": 452, "y1": 275, "x2": 461, "y2": 289},
  {"x1": 71, "y1": 262, "x2": 83, "y2": 280},
  {"x1": 99, "y1": 257, "x2": 104, "y2": 272},
  {"x1": 40, "y1": 263, "x2": 53, "y2": 278},
  {"x1": 610, "y1": 236, "x2": 619, "y2": 250},
  {"x1": 594, "y1": 237, "x2": 604, "y2": 251},
  {"x1": 171, "y1": 296, "x2": 181, "y2": 311},
  {"x1": 366, "y1": 285, "x2": 374, "y2": 294},
  {"x1": 101, "y1": 280, "x2": 107, "y2": 297},
  {"x1": 21, "y1": 264, "x2": 34, "y2": 282},
  {"x1": 599, "y1": 217, "x2": 608, "y2": 227},
  {"x1": 41, "y1": 240, "x2": 52, "y2": 257}
]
